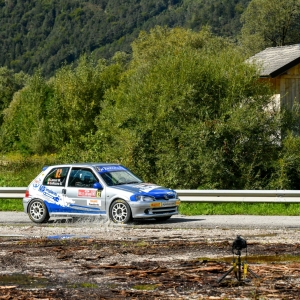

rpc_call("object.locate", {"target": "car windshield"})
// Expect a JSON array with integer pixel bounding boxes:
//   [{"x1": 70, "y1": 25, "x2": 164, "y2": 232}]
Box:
[{"x1": 99, "y1": 170, "x2": 142, "y2": 186}]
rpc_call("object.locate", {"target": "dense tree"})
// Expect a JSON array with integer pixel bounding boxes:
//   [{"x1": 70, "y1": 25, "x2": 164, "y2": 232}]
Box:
[
  {"x1": 240, "y1": 0, "x2": 300, "y2": 55},
  {"x1": 0, "y1": 70, "x2": 52, "y2": 153},
  {"x1": 0, "y1": 53, "x2": 127, "y2": 154},
  {"x1": 59, "y1": 27, "x2": 282, "y2": 189},
  {"x1": 47, "y1": 54, "x2": 125, "y2": 150},
  {"x1": 0, "y1": 67, "x2": 27, "y2": 125}
]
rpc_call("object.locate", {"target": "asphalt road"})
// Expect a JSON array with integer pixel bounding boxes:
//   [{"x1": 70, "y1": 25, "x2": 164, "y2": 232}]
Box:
[{"x1": 1, "y1": 211, "x2": 300, "y2": 229}]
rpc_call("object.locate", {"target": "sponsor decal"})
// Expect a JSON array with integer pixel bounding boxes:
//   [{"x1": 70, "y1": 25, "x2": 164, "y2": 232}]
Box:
[
  {"x1": 115, "y1": 199, "x2": 125, "y2": 203},
  {"x1": 33, "y1": 185, "x2": 74, "y2": 207},
  {"x1": 69, "y1": 204, "x2": 99, "y2": 211},
  {"x1": 38, "y1": 185, "x2": 59, "y2": 202},
  {"x1": 47, "y1": 178, "x2": 62, "y2": 186},
  {"x1": 78, "y1": 189, "x2": 97, "y2": 197},
  {"x1": 96, "y1": 190, "x2": 101, "y2": 198},
  {"x1": 32, "y1": 177, "x2": 42, "y2": 189},
  {"x1": 97, "y1": 165, "x2": 126, "y2": 173},
  {"x1": 132, "y1": 183, "x2": 160, "y2": 193},
  {"x1": 88, "y1": 199, "x2": 100, "y2": 206}
]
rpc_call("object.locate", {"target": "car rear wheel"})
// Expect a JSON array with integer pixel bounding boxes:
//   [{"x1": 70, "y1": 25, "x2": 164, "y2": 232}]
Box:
[
  {"x1": 28, "y1": 199, "x2": 50, "y2": 223},
  {"x1": 155, "y1": 216, "x2": 171, "y2": 221},
  {"x1": 109, "y1": 199, "x2": 132, "y2": 224}
]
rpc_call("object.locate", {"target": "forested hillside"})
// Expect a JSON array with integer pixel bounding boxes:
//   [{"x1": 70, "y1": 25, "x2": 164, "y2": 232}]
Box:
[
  {"x1": 2, "y1": 0, "x2": 300, "y2": 190},
  {"x1": 0, "y1": 0, "x2": 250, "y2": 77}
]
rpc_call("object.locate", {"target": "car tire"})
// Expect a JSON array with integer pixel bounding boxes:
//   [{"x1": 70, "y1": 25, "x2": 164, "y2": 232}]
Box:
[
  {"x1": 28, "y1": 199, "x2": 50, "y2": 223},
  {"x1": 109, "y1": 199, "x2": 132, "y2": 224},
  {"x1": 154, "y1": 216, "x2": 171, "y2": 221}
]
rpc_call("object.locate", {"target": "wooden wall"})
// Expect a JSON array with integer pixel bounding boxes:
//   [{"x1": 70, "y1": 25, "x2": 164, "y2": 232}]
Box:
[{"x1": 260, "y1": 64, "x2": 300, "y2": 110}]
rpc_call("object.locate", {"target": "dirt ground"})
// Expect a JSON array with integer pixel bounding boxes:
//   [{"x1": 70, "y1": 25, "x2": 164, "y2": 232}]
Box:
[{"x1": 1, "y1": 220, "x2": 300, "y2": 299}]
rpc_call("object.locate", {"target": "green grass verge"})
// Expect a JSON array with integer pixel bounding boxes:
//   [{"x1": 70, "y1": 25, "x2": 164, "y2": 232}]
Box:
[
  {"x1": 179, "y1": 202, "x2": 300, "y2": 216},
  {"x1": 0, "y1": 199, "x2": 23, "y2": 211}
]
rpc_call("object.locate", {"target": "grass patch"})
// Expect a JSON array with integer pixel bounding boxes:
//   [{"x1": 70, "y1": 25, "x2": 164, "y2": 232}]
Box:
[
  {"x1": 0, "y1": 199, "x2": 23, "y2": 211},
  {"x1": 68, "y1": 282, "x2": 98, "y2": 288},
  {"x1": 135, "y1": 240, "x2": 149, "y2": 247},
  {"x1": 179, "y1": 202, "x2": 300, "y2": 216},
  {"x1": 132, "y1": 284, "x2": 158, "y2": 291}
]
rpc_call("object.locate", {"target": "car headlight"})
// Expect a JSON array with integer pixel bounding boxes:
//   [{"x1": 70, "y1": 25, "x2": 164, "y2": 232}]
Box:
[
  {"x1": 137, "y1": 195, "x2": 155, "y2": 201},
  {"x1": 131, "y1": 195, "x2": 155, "y2": 201}
]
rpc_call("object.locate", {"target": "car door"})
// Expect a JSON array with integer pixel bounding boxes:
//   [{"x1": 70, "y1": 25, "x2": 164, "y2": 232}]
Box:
[{"x1": 64, "y1": 167, "x2": 105, "y2": 211}]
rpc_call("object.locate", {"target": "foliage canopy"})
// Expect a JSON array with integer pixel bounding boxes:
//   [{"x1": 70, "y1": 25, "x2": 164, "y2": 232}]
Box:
[{"x1": 2, "y1": 24, "x2": 300, "y2": 190}]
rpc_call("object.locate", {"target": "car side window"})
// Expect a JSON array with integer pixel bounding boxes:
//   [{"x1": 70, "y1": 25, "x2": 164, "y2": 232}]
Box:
[
  {"x1": 43, "y1": 167, "x2": 69, "y2": 187},
  {"x1": 67, "y1": 168, "x2": 98, "y2": 188}
]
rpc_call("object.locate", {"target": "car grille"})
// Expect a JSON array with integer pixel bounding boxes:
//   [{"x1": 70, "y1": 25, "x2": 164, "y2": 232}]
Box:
[
  {"x1": 150, "y1": 206, "x2": 177, "y2": 214},
  {"x1": 155, "y1": 193, "x2": 176, "y2": 201}
]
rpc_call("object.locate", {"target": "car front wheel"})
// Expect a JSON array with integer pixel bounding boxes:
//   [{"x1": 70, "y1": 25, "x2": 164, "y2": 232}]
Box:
[
  {"x1": 109, "y1": 199, "x2": 132, "y2": 224},
  {"x1": 28, "y1": 199, "x2": 50, "y2": 223}
]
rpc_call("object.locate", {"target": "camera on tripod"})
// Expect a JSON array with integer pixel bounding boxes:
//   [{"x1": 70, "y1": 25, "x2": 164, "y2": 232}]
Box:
[
  {"x1": 217, "y1": 235, "x2": 259, "y2": 284},
  {"x1": 232, "y1": 235, "x2": 247, "y2": 253}
]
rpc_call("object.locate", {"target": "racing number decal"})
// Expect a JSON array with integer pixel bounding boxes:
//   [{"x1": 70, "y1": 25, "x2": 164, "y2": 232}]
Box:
[{"x1": 55, "y1": 169, "x2": 62, "y2": 178}]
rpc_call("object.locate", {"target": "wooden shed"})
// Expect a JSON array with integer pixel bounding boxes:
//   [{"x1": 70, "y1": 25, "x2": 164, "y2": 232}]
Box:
[{"x1": 249, "y1": 44, "x2": 300, "y2": 110}]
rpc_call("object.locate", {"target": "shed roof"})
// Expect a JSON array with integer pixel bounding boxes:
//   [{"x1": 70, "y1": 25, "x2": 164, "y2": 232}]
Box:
[{"x1": 249, "y1": 44, "x2": 300, "y2": 78}]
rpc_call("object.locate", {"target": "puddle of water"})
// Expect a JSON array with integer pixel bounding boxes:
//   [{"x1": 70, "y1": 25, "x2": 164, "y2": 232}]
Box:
[
  {"x1": 248, "y1": 233, "x2": 278, "y2": 238},
  {"x1": 0, "y1": 274, "x2": 48, "y2": 288},
  {"x1": 0, "y1": 274, "x2": 99, "y2": 289},
  {"x1": 216, "y1": 254, "x2": 300, "y2": 264},
  {"x1": 47, "y1": 234, "x2": 90, "y2": 239},
  {"x1": 0, "y1": 235, "x2": 25, "y2": 238}
]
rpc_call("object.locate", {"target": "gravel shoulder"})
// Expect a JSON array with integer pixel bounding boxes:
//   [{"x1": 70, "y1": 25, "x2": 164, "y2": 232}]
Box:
[
  {"x1": 1, "y1": 212, "x2": 300, "y2": 243},
  {"x1": 1, "y1": 214, "x2": 300, "y2": 299}
]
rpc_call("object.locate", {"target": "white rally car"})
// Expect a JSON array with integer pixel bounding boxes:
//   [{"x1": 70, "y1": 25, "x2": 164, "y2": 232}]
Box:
[{"x1": 23, "y1": 163, "x2": 180, "y2": 224}]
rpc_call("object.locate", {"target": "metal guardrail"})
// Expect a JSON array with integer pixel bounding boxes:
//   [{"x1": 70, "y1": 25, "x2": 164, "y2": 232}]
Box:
[
  {"x1": 2, "y1": 188, "x2": 300, "y2": 203},
  {"x1": 176, "y1": 190, "x2": 300, "y2": 203},
  {"x1": 0, "y1": 188, "x2": 27, "y2": 199}
]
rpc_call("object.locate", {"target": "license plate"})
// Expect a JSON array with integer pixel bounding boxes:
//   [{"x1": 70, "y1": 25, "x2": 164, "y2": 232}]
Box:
[{"x1": 150, "y1": 202, "x2": 162, "y2": 207}]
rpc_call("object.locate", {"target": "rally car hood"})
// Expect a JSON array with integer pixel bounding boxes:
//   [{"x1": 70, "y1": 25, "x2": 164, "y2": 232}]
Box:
[{"x1": 111, "y1": 183, "x2": 177, "y2": 199}]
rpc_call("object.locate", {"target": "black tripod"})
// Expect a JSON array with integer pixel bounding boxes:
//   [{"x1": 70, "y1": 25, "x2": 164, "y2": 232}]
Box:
[{"x1": 217, "y1": 236, "x2": 260, "y2": 284}]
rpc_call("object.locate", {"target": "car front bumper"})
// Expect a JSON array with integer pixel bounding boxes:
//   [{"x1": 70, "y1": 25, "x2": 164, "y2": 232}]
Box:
[{"x1": 129, "y1": 199, "x2": 180, "y2": 219}]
